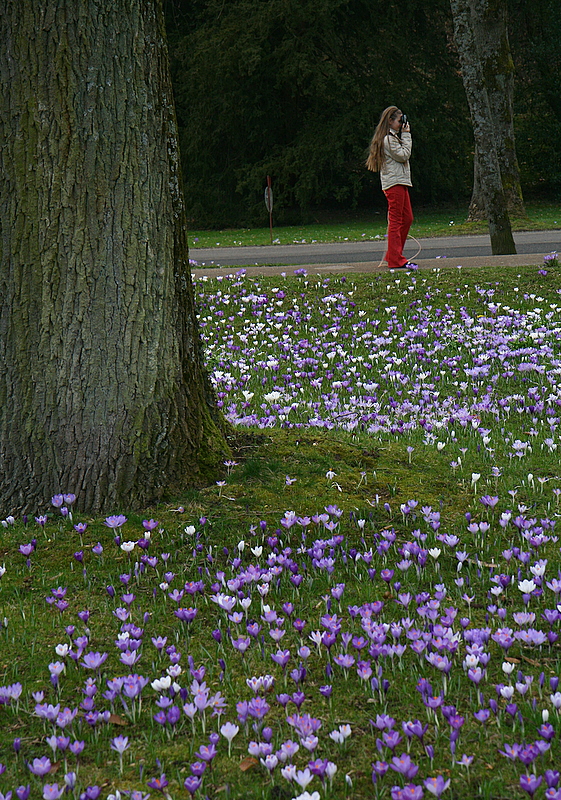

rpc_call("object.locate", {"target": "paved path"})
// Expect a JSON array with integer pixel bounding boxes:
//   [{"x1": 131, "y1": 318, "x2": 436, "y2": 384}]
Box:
[{"x1": 191, "y1": 229, "x2": 560, "y2": 277}]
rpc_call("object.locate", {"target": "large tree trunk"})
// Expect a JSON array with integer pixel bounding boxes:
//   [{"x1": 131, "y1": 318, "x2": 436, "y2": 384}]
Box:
[
  {"x1": 466, "y1": 0, "x2": 525, "y2": 221},
  {"x1": 0, "y1": 0, "x2": 228, "y2": 514},
  {"x1": 467, "y1": 146, "x2": 486, "y2": 220},
  {"x1": 450, "y1": 0, "x2": 517, "y2": 253},
  {"x1": 469, "y1": 140, "x2": 525, "y2": 221}
]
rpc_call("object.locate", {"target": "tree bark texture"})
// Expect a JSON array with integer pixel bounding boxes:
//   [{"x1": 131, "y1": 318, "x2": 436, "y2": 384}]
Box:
[
  {"x1": 0, "y1": 0, "x2": 228, "y2": 514},
  {"x1": 465, "y1": 0, "x2": 525, "y2": 220},
  {"x1": 450, "y1": 0, "x2": 517, "y2": 253}
]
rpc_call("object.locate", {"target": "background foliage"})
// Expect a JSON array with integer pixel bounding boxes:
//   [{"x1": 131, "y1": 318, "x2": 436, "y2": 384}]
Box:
[
  {"x1": 164, "y1": 0, "x2": 561, "y2": 228},
  {"x1": 509, "y1": 0, "x2": 561, "y2": 196}
]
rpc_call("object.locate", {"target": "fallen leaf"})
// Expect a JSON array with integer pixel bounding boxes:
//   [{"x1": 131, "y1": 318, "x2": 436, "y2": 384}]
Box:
[
  {"x1": 239, "y1": 757, "x2": 258, "y2": 772},
  {"x1": 108, "y1": 714, "x2": 128, "y2": 726}
]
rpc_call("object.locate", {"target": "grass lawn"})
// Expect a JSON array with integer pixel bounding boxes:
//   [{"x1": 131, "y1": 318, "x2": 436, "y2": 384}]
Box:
[
  {"x1": 2, "y1": 260, "x2": 561, "y2": 799},
  {"x1": 187, "y1": 201, "x2": 560, "y2": 249}
]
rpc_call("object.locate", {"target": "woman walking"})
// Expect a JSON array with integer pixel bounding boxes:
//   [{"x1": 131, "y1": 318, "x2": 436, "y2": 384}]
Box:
[{"x1": 366, "y1": 106, "x2": 415, "y2": 269}]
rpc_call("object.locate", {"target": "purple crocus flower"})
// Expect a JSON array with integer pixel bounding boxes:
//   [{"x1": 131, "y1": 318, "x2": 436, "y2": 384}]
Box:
[
  {"x1": 195, "y1": 743, "x2": 217, "y2": 763},
  {"x1": 42, "y1": 785, "x2": 64, "y2": 800},
  {"x1": 473, "y1": 709, "x2": 490, "y2": 724},
  {"x1": 80, "y1": 787, "x2": 101, "y2": 800},
  {"x1": 308, "y1": 758, "x2": 328, "y2": 777},
  {"x1": 545, "y1": 771, "x2": 560, "y2": 789},
  {"x1": 27, "y1": 756, "x2": 52, "y2": 776},
  {"x1": 110, "y1": 735, "x2": 130, "y2": 755},
  {"x1": 425, "y1": 652, "x2": 452, "y2": 674},
  {"x1": 104, "y1": 515, "x2": 127, "y2": 529},
  {"x1": 390, "y1": 753, "x2": 418, "y2": 779},
  {"x1": 424, "y1": 775, "x2": 451, "y2": 796},
  {"x1": 190, "y1": 761, "x2": 207, "y2": 778},
  {"x1": 174, "y1": 607, "x2": 198, "y2": 623},
  {"x1": 167, "y1": 706, "x2": 181, "y2": 726},
  {"x1": 120, "y1": 650, "x2": 141, "y2": 667},
  {"x1": 373, "y1": 714, "x2": 396, "y2": 731},
  {"x1": 110, "y1": 734, "x2": 130, "y2": 774},
  {"x1": 381, "y1": 730, "x2": 402, "y2": 752},
  {"x1": 34, "y1": 702, "x2": 60, "y2": 721},
  {"x1": 271, "y1": 649, "x2": 291, "y2": 668},
  {"x1": 146, "y1": 775, "x2": 168, "y2": 793},
  {"x1": 236, "y1": 700, "x2": 249, "y2": 724},
  {"x1": 248, "y1": 697, "x2": 270, "y2": 720},
  {"x1": 499, "y1": 742, "x2": 520, "y2": 760},
  {"x1": 3, "y1": 682, "x2": 22, "y2": 702},
  {"x1": 390, "y1": 784, "x2": 424, "y2": 800},
  {"x1": 518, "y1": 744, "x2": 540, "y2": 766},
  {"x1": 538, "y1": 723, "x2": 556, "y2": 741},
  {"x1": 372, "y1": 760, "x2": 389, "y2": 782},
  {"x1": 81, "y1": 652, "x2": 108, "y2": 670},
  {"x1": 402, "y1": 720, "x2": 428, "y2": 741},
  {"x1": 231, "y1": 636, "x2": 250, "y2": 653},
  {"x1": 520, "y1": 774, "x2": 543, "y2": 797},
  {"x1": 183, "y1": 777, "x2": 201, "y2": 797}
]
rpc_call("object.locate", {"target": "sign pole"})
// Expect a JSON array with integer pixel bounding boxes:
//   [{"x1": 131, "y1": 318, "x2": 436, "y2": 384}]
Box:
[{"x1": 265, "y1": 176, "x2": 273, "y2": 245}]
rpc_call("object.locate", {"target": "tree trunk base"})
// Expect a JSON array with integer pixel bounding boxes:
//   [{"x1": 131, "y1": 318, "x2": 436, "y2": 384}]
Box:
[{"x1": 467, "y1": 200, "x2": 487, "y2": 222}]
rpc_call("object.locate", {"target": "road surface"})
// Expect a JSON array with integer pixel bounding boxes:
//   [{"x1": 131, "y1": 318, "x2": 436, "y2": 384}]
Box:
[{"x1": 191, "y1": 229, "x2": 560, "y2": 276}]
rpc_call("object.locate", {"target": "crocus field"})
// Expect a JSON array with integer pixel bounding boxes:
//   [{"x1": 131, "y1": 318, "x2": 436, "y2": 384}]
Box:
[{"x1": 2, "y1": 258, "x2": 561, "y2": 800}]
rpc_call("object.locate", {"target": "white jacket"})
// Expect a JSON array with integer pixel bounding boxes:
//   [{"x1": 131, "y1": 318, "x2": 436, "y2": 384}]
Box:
[{"x1": 380, "y1": 130, "x2": 412, "y2": 191}]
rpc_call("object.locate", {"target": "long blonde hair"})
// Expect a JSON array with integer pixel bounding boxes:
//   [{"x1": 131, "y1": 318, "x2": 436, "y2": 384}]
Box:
[{"x1": 365, "y1": 106, "x2": 401, "y2": 172}]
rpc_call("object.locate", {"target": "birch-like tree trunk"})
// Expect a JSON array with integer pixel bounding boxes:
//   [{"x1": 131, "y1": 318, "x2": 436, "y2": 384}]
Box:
[
  {"x1": 0, "y1": 0, "x2": 227, "y2": 514},
  {"x1": 450, "y1": 0, "x2": 517, "y2": 253}
]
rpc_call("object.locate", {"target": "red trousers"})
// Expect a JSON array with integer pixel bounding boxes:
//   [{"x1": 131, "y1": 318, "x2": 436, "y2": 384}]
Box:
[{"x1": 383, "y1": 184, "x2": 413, "y2": 268}]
